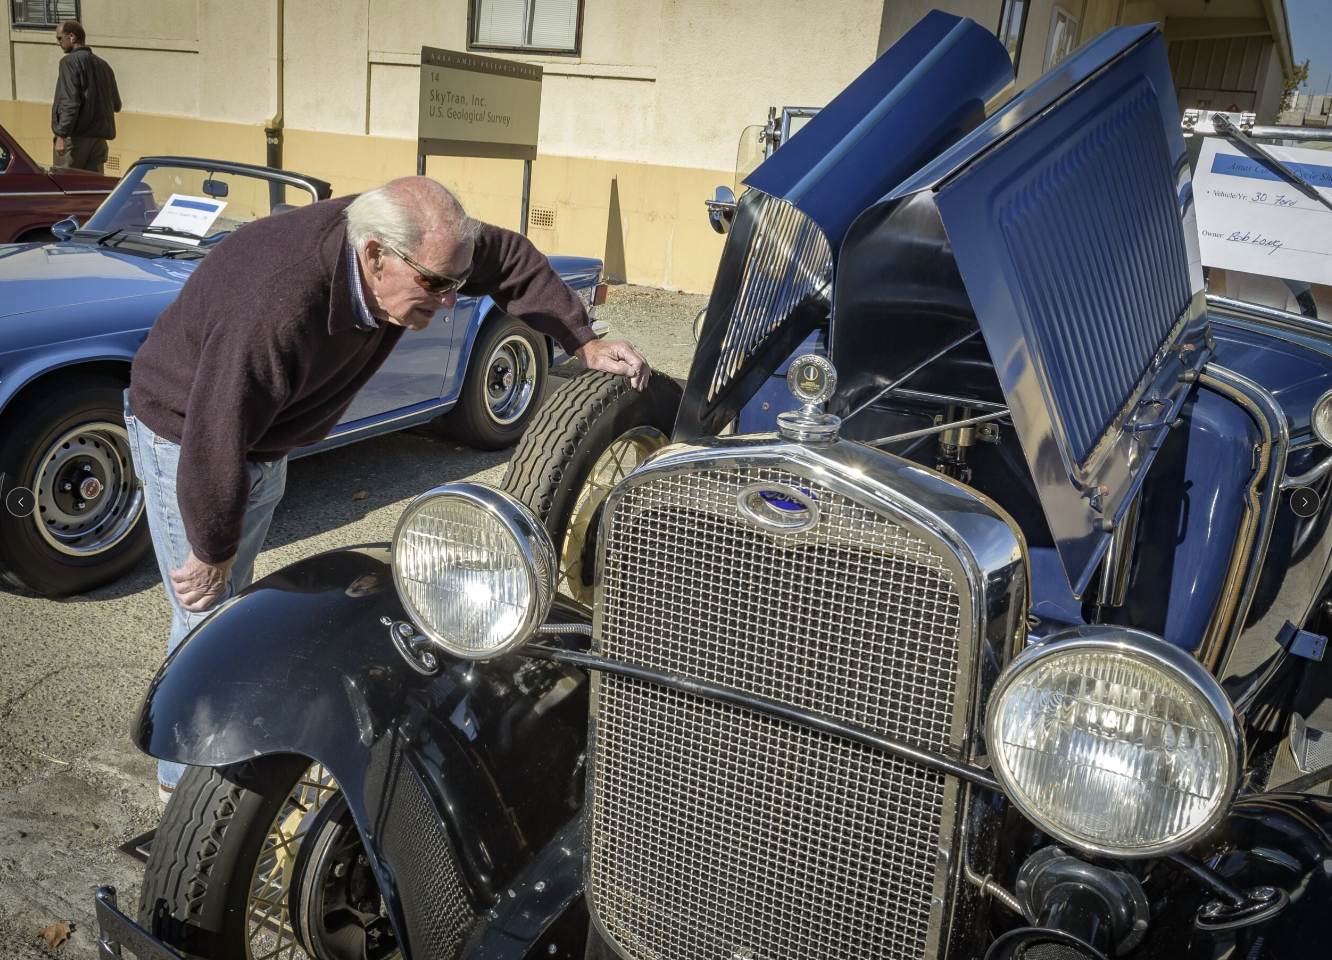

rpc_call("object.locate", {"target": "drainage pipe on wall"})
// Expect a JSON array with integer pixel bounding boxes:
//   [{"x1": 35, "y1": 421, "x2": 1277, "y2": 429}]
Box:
[{"x1": 265, "y1": 0, "x2": 285, "y2": 209}]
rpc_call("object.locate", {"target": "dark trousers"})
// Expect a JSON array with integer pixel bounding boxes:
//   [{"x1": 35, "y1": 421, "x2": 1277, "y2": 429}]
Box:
[{"x1": 52, "y1": 136, "x2": 109, "y2": 174}]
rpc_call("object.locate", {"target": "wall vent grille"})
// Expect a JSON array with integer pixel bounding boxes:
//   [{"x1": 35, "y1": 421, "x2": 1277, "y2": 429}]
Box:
[{"x1": 530, "y1": 206, "x2": 556, "y2": 229}]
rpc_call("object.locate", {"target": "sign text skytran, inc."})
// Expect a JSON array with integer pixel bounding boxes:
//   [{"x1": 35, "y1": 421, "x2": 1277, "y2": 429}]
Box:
[{"x1": 418, "y1": 46, "x2": 542, "y2": 161}]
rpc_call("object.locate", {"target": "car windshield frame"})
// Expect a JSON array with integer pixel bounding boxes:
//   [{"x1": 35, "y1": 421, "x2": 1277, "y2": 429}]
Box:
[{"x1": 72, "y1": 156, "x2": 331, "y2": 253}]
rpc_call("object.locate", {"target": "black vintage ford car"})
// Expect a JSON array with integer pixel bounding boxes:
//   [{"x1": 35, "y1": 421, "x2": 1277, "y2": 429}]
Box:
[{"x1": 98, "y1": 12, "x2": 1332, "y2": 960}]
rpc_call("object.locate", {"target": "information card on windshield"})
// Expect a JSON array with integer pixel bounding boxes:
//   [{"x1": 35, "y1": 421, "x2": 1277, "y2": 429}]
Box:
[
  {"x1": 147, "y1": 194, "x2": 227, "y2": 246},
  {"x1": 1194, "y1": 138, "x2": 1332, "y2": 284}
]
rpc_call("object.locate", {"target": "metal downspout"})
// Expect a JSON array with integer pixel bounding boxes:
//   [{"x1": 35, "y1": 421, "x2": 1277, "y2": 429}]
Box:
[{"x1": 265, "y1": 0, "x2": 285, "y2": 209}]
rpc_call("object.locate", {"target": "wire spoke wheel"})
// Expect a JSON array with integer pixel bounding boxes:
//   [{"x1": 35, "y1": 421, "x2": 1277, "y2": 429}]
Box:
[
  {"x1": 140, "y1": 757, "x2": 400, "y2": 960},
  {"x1": 559, "y1": 426, "x2": 669, "y2": 603},
  {"x1": 244, "y1": 764, "x2": 341, "y2": 959}
]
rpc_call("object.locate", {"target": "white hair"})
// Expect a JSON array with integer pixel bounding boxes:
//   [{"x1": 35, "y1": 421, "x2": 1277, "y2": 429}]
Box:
[{"x1": 344, "y1": 178, "x2": 482, "y2": 257}]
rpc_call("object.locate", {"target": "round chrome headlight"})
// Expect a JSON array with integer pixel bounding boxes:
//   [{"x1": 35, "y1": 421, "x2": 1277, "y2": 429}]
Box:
[
  {"x1": 392, "y1": 483, "x2": 555, "y2": 660},
  {"x1": 1311, "y1": 389, "x2": 1332, "y2": 447},
  {"x1": 986, "y1": 626, "x2": 1241, "y2": 857}
]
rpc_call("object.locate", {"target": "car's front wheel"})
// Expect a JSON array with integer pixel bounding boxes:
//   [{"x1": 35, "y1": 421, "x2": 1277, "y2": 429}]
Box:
[
  {"x1": 502, "y1": 371, "x2": 683, "y2": 605},
  {"x1": 437, "y1": 314, "x2": 549, "y2": 450},
  {"x1": 0, "y1": 375, "x2": 150, "y2": 595},
  {"x1": 139, "y1": 757, "x2": 398, "y2": 960}
]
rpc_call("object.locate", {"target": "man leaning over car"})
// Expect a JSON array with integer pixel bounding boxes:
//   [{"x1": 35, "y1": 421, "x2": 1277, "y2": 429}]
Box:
[{"x1": 125, "y1": 176, "x2": 650, "y2": 802}]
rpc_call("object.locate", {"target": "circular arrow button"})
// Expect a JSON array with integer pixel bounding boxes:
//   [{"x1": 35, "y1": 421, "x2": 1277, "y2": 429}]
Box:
[
  {"x1": 5, "y1": 486, "x2": 36, "y2": 518},
  {"x1": 1291, "y1": 486, "x2": 1321, "y2": 519}
]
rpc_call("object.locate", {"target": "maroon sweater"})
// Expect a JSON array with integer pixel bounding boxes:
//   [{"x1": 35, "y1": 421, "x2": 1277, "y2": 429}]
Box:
[{"x1": 128, "y1": 195, "x2": 596, "y2": 563}]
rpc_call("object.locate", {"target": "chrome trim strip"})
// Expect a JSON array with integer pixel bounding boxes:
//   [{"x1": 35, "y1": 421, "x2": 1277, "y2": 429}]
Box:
[
  {"x1": 528, "y1": 645, "x2": 1003, "y2": 790},
  {"x1": 1207, "y1": 294, "x2": 1332, "y2": 340},
  {"x1": 1096, "y1": 492, "x2": 1140, "y2": 609},
  {"x1": 1197, "y1": 364, "x2": 1289, "y2": 672},
  {"x1": 326, "y1": 398, "x2": 456, "y2": 440},
  {"x1": 1282, "y1": 453, "x2": 1332, "y2": 489}
]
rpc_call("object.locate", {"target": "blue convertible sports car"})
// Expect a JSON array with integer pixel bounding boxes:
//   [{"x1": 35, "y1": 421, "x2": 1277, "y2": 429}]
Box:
[{"x1": 0, "y1": 157, "x2": 607, "y2": 596}]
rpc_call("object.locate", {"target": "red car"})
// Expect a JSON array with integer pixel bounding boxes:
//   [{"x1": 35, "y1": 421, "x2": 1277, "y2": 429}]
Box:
[{"x1": 0, "y1": 121, "x2": 118, "y2": 243}]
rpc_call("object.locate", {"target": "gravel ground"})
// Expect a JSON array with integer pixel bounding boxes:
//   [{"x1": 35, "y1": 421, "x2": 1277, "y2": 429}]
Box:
[{"x1": 0, "y1": 284, "x2": 703, "y2": 959}]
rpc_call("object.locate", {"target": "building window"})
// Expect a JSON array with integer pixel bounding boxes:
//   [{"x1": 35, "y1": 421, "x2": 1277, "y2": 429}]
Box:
[
  {"x1": 470, "y1": 0, "x2": 582, "y2": 55},
  {"x1": 1044, "y1": 6, "x2": 1079, "y2": 71},
  {"x1": 11, "y1": 0, "x2": 79, "y2": 30},
  {"x1": 996, "y1": 0, "x2": 1029, "y2": 73}
]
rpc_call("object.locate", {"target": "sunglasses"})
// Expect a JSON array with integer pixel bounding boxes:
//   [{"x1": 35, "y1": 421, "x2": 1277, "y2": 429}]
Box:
[{"x1": 384, "y1": 242, "x2": 473, "y2": 295}]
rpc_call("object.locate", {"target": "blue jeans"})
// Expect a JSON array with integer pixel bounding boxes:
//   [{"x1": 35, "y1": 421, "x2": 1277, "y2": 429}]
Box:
[{"x1": 124, "y1": 395, "x2": 287, "y2": 788}]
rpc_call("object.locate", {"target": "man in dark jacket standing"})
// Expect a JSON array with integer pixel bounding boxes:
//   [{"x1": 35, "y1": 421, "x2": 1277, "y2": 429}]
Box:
[
  {"x1": 51, "y1": 20, "x2": 120, "y2": 173},
  {"x1": 126, "y1": 176, "x2": 650, "y2": 800}
]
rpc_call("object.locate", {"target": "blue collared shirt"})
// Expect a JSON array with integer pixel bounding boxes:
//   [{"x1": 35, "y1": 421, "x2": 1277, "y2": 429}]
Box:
[{"x1": 345, "y1": 243, "x2": 378, "y2": 330}]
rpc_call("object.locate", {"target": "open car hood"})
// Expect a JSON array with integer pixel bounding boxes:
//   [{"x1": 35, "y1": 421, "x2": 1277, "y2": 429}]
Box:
[
  {"x1": 831, "y1": 25, "x2": 1209, "y2": 596},
  {"x1": 743, "y1": 10, "x2": 1013, "y2": 257},
  {"x1": 675, "y1": 11, "x2": 1013, "y2": 440}
]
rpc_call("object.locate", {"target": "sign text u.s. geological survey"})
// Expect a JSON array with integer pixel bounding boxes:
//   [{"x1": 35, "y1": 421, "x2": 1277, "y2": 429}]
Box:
[{"x1": 418, "y1": 47, "x2": 542, "y2": 162}]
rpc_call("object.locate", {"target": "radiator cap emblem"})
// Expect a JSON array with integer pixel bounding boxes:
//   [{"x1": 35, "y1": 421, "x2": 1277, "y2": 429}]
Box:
[{"x1": 779, "y1": 354, "x2": 841, "y2": 443}]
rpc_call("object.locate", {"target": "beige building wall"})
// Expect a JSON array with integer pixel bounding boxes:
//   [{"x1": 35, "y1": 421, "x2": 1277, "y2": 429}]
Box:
[
  {"x1": 1, "y1": 0, "x2": 918, "y2": 291},
  {"x1": 0, "y1": 0, "x2": 1294, "y2": 289}
]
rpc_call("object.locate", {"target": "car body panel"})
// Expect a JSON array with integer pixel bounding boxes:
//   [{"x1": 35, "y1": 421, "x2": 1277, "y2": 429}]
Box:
[
  {"x1": 0, "y1": 122, "x2": 117, "y2": 243},
  {"x1": 131, "y1": 546, "x2": 591, "y2": 959}
]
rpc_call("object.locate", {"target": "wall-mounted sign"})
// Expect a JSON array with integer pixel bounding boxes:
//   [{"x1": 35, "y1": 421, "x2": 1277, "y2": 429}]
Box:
[{"x1": 418, "y1": 46, "x2": 542, "y2": 162}]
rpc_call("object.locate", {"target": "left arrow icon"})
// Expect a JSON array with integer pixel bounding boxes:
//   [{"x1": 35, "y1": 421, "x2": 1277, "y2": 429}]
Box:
[{"x1": 5, "y1": 487, "x2": 36, "y2": 518}]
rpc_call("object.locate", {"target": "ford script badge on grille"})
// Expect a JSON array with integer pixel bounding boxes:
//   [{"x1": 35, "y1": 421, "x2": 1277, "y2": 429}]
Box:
[{"x1": 737, "y1": 483, "x2": 820, "y2": 533}]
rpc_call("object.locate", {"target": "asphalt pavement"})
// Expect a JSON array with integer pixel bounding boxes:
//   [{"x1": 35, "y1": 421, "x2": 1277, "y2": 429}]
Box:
[{"x1": 0, "y1": 284, "x2": 704, "y2": 959}]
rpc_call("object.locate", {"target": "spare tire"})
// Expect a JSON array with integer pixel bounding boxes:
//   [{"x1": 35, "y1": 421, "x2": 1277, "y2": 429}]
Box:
[{"x1": 502, "y1": 371, "x2": 682, "y2": 605}]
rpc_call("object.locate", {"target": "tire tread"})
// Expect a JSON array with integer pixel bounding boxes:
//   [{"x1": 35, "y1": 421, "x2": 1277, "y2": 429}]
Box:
[
  {"x1": 138, "y1": 766, "x2": 244, "y2": 955},
  {"x1": 502, "y1": 372, "x2": 633, "y2": 524}
]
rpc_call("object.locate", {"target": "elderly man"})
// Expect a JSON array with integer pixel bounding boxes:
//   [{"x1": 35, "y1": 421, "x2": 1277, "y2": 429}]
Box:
[{"x1": 126, "y1": 176, "x2": 650, "y2": 800}]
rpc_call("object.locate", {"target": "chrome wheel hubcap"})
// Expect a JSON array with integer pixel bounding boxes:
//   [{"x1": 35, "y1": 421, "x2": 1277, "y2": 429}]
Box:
[
  {"x1": 32, "y1": 421, "x2": 143, "y2": 556},
  {"x1": 484, "y1": 335, "x2": 538, "y2": 426}
]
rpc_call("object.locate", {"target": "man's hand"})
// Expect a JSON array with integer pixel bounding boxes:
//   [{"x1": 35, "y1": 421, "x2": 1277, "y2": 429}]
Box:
[
  {"x1": 169, "y1": 551, "x2": 236, "y2": 613},
  {"x1": 575, "y1": 339, "x2": 651, "y2": 391},
  {"x1": 53, "y1": 136, "x2": 68, "y2": 157}
]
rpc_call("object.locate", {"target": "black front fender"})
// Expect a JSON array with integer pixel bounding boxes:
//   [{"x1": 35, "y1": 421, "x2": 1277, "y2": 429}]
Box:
[{"x1": 136, "y1": 545, "x2": 590, "y2": 956}]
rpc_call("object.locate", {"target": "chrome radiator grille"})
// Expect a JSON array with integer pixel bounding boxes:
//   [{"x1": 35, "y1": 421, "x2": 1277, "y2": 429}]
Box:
[{"x1": 591, "y1": 464, "x2": 969, "y2": 960}]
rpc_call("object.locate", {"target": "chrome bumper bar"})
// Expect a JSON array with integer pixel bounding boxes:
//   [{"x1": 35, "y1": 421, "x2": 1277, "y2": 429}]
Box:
[{"x1": 94, "y1": 887, "x2": 187, "y2": 960}]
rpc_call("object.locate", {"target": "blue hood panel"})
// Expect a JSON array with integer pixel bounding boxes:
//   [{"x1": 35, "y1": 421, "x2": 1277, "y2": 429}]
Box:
[
  {"x1": 0, "y1": 242, "x2": 192, "y2": 319},
  {"x1": 925, "y1": 27, "x2": 1209, "y2": 596},
  {"x1": 743, "y1": 10, "x2": 1012, "y2": 255}
]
